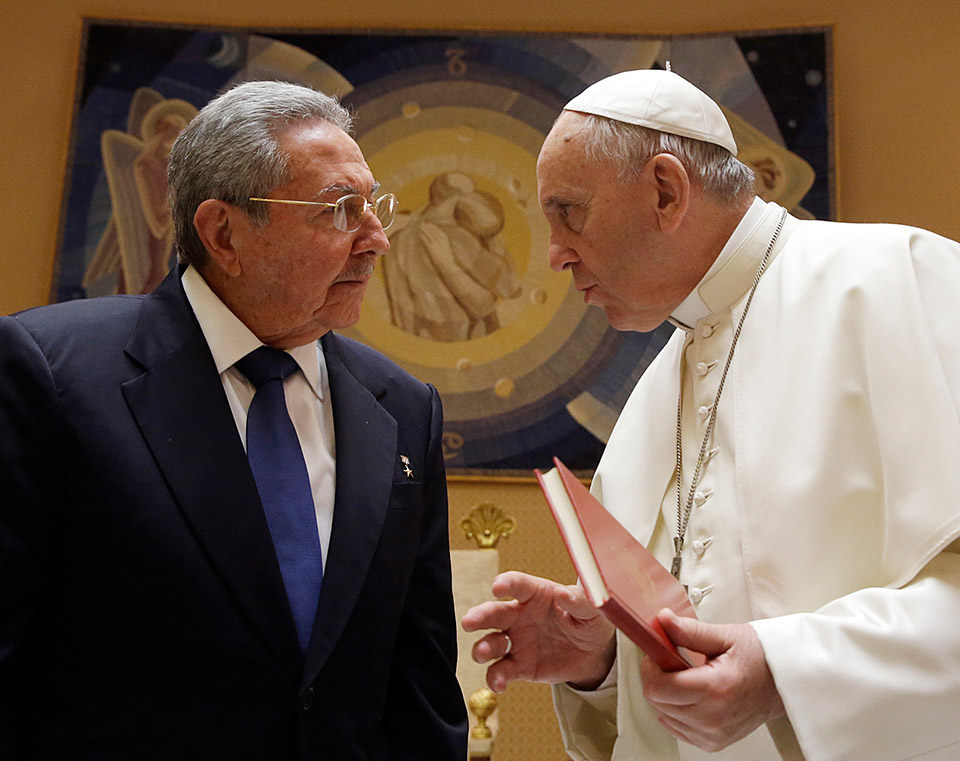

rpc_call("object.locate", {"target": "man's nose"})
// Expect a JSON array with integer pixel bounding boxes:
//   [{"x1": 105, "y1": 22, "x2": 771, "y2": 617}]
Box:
[
  {"x1": 548, "y1": 238, "x2": 578, "y2": 272},
  {"x1": 359, "y1": 214, "x2": 391, "y2": 255}
]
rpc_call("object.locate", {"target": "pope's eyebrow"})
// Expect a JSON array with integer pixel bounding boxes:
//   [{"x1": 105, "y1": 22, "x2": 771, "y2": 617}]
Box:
[{"x1": 544, "y1": 196, "x2": 580, "y2": 211}]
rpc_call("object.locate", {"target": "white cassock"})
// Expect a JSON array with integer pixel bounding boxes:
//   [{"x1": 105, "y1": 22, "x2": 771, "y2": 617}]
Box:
[{"x1": 552, "y1": 199, "x2": 960, "y2": 761}]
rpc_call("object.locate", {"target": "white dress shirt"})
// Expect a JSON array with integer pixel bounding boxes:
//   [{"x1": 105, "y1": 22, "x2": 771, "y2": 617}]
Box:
[{"x1": 181, "y1": 265, "x2": 336, "y2": 569}]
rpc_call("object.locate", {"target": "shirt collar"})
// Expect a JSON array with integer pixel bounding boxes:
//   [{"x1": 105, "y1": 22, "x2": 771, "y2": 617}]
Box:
[
  {"x1": 669, "y1": 196, "x2": 768, "y2": 330},
  {"x1": 181, "y1": 266, "x2": 324, "y2": 400}
]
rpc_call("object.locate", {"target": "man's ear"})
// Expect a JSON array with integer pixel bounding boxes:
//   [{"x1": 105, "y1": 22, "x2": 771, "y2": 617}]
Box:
[
  {"x1": 647, "y1": 153, "x2": 690, "y2": 233},
  {"x1": 193, "y1": 199, "x2": 244, "y2": 277}
]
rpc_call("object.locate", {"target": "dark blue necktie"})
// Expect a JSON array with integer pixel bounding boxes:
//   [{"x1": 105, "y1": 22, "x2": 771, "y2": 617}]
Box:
[{"x1": 236, "y1": 346, "x2": 323, "y2": 654}]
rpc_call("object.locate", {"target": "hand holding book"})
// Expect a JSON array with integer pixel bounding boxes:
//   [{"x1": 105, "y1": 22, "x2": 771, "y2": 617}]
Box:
[
  {"x1": 461, "y1": 456, "x2": 705, "y2": 696},
  {"x1": 536, "y1": 457, "x2": 706, "y2": 671}
]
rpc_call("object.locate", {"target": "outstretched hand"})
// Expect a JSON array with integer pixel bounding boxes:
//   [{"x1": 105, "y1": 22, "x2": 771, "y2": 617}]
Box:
[
  {"x1": 640, "y1": 609, "x2": 785, "y2": 752},
  {"x1": 461, "y1": 571, "x2": 616, "y2": 693}
]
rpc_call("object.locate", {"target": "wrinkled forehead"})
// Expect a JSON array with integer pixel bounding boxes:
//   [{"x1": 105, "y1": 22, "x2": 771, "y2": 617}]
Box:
[
  {"x1": 538, "y1": 113, "x2": 591, "y2": 166},
  {"x1": 538, "y1": 112, "x2": 601, "y2": 184},
  {"x1": 277, "y1": 119, "x2": 364, "y2": 165},
  {"x1": 279, "y1": 119, "x2": 377, "y2": 194}
]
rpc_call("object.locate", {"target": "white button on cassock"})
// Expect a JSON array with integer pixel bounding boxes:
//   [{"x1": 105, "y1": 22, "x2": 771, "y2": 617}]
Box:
[
  {"x1": 699, "y1": 324, "x2": 714, "y2": 338},
  {"x1": 697, "y1": 405, "x2": 712, "y2": 420},
  {"x1": 688, "y1": 585, "x2": 713, "y2": 604},
  {"x1": 696, "y1": 362, "x2": 711, "y2": 376},
  {"x1": 692, "y1": 536, "x2": 713, "y2": 555}
]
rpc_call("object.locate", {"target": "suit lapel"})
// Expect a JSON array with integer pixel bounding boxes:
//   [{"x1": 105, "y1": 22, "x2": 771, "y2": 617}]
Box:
[
  {"x1": 302, "y1": 333, "x2": 397, "y2": 687},
  {"x1": 121, "y1": 271, "x2": 301, "y2": 678}
]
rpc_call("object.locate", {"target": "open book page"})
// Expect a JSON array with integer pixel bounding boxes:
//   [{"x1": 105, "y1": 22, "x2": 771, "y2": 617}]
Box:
[{"x1": 536, "y1": 467, "x2": 608, "y2": 606}]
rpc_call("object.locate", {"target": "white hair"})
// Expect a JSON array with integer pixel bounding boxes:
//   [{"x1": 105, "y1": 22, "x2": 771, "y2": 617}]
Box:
[{"x1": 576, "y1": 113, "x2": 755, "y2": 205}]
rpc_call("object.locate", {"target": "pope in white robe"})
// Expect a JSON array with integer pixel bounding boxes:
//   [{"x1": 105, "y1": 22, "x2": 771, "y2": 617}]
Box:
[
  {"x1": 463, "y1": 68, "x2": 960, "y2": 761},
  {"x1": 553, "y1": 197, "x2": 960, "y2": 761}
]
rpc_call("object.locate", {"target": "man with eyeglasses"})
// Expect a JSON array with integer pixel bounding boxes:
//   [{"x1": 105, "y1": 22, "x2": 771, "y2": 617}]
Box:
[
  {"x1": 0, "y1": 80, "x2": 467, "y2": 760},
  {"x1": 463, "y1": 69, "x2": 960, "y2": 761}
]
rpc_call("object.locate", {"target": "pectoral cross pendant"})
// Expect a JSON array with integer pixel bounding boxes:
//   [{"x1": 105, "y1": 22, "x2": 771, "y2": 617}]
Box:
[{"x1": 671, "y1": 536, "x2": 684, "y2": 579}]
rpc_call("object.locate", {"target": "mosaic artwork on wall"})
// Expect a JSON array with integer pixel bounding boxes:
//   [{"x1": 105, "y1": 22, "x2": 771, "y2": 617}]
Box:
[{"x1": 56, "y1": 21, "x2": 832, "y2": 475}]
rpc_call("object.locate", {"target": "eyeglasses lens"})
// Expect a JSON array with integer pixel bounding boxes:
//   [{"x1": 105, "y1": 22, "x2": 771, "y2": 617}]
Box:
[
  {"x1": 334, "y1": 194, "x2": 397, "y2": 232},
  {"x1": 374, "y1": 194, "x2": 397, "y2": 230}
]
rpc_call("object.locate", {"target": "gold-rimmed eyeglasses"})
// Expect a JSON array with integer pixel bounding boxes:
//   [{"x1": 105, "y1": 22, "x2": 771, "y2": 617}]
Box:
[{"x1": 248, "y1": 192, "x2": 398, "y2": 233}]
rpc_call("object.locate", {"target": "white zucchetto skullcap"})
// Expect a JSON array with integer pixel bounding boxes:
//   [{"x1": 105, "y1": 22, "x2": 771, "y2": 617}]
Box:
[{"x1": 563, "y1": 69, "x2": 738, "y2": 156}]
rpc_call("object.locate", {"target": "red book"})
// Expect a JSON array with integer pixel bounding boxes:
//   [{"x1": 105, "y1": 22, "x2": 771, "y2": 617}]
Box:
[{"x1": 535, "y1": 457, "x2": 706, "y2": 671}]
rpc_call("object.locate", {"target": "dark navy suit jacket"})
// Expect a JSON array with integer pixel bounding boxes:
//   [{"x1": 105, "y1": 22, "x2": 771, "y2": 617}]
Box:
[{"x1": 0, "y1": 269, "x2": 467, "y2": 760}]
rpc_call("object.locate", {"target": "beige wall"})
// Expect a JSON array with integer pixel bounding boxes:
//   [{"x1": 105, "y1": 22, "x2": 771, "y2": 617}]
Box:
[{"x1": 2, "y1": 1, "x2": 960, "y2": 314}]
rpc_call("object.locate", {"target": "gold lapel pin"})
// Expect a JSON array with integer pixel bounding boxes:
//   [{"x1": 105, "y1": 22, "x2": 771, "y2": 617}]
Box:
[{"x1": 400, "y1": 454, "x2": 414, "y2": 479}]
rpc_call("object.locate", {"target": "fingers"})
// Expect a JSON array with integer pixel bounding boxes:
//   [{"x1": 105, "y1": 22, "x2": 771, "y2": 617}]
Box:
[
  {"x1": 462, "y1": 572, "x2": 560, "y2": 632},
  {"x1": 471, "y1": 630, "x2": 519, "y2": 694},
  {"x1": 471, "y1": 630, "x2": 513, "y2": 665},
  {"x1": 656, "y1": 713, "x2": 700, "y2": 748},
  {"x1": 461, "y1": 598, "x2": 519, "y2": 633},
  {"x1": 640, "y1": 618, "x2": 785, "y2": 752},
  {"x1": 490, "y1": 570, "x2": 556, "y2": 604},
  {"x1": 490, "y1": 571, "x2": 596, "y2": 621},
  {"x1": 483, "y1": 650, "x2": 522, "y2": 693},
  {"x1": 656, "y1": 713, "x2": 729, "y2": 754},
  {"x1": 639, "y1": 654, "x2": 700, "y2": 707},
  {"x1": 552, "y1": 582, "x2": 602, "y2": 620},
  {"x1": 658, "y1": 609, "x2": 731, "y2": 658}
]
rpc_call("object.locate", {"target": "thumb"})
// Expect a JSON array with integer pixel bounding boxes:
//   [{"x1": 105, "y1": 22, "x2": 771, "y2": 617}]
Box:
[
  {"x1": 658, "y1": 608, "x2": 731, "y2": 658},
  {"x1": 553, "y1": 584, "x2": 602, "y2": 621}
]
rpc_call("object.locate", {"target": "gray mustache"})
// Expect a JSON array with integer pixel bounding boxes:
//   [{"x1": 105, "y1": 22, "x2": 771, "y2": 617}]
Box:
[{"x1": 335, "y1": 262, "x2": 375, "y2": 282}]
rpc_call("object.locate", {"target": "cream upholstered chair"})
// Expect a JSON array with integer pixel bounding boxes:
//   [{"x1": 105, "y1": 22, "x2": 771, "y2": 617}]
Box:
[{"x1": 451, "y1": 503, "x2": 516, "y2": 761}]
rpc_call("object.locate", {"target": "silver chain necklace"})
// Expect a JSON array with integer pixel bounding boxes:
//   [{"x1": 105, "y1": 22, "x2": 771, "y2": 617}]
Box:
[{"x1": 671, "y1": 208, "x2": 787, "y2": 580}]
